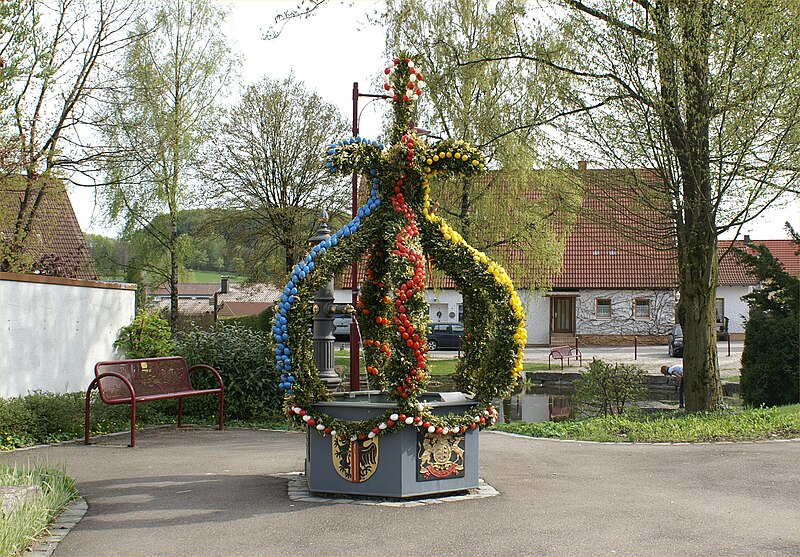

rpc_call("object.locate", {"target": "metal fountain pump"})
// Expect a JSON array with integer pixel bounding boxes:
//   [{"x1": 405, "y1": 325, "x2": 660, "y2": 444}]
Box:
[{"x1": 308, "y1": 210, "x2": 354, "y2": 390}]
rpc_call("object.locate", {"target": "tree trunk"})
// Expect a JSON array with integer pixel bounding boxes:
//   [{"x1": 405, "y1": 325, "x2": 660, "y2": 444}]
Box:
[
  {"x1": 169, "y1": 208, "x2": 179, "y2": 337},
  {"x1": 678, "y1": 242, "x2": 723, "y2": 411},
  {"x1": 655, "y1": 0, "x2": 723, "y2": 411}
]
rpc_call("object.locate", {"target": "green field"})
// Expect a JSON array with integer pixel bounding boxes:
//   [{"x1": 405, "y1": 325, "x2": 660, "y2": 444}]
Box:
[
  {"x1": 187, "y1": 270, "x2": 246, "y2": 283},
  {"x1": 333, "y1": 351, "x2": 549, "y2": 377}
]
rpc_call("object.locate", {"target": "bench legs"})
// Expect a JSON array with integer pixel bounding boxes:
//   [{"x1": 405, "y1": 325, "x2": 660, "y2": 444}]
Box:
[
  {"x1": 85, "y1": 378, "x2": 137, "y2": 448},
  {"x1": 218, "y1": 392, "x2": 224, "y2": 431},
  {"x1": 177, "y1": 395, "x2": 224, "y2": 430}
]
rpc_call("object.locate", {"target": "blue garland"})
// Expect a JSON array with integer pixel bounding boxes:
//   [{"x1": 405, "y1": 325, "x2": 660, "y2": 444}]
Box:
[{"x1": 275, "y1": 138, "x2": 384, "y2": 393}]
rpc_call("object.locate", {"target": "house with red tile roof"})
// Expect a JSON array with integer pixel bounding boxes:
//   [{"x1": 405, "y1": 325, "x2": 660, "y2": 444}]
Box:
[
  {"x1": 328, "y1": 166, "x2": 793, "y2": 346},
  {"x1": 151, "y1": 278, "x2": 279, "y2": 325},
  {"x1": 716, "y1": 237, "x2": 800, "y2": 339},
  {"x1": 1, "y1": 180, "x2": 97, "y2": 280}
]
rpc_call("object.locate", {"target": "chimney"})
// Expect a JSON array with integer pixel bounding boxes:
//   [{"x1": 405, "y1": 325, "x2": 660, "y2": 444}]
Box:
[
  {"x1": 220, "y1": 276, "x2": 229, "y2": 294},
  {"x1": 743, "y1": 235, "x2": 751, "y2": 245},
  {"x1": 577, "y1": 160, "x2": 588, "y2": 171}
]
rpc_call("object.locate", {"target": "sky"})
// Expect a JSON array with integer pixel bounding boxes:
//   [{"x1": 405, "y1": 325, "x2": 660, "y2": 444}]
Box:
[{"x1": 68, "y1": 0, "x2": 798, "y2": 241}]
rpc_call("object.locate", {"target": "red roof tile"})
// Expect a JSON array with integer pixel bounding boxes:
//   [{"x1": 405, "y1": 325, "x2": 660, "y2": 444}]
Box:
[
  {"x1": 1, "y1": 179, "x2": 97, "y2": 280},
  {"x1": 219, "y1": 301, "x2": 275, "y2": 318},
  {"x1": 718, "y1": 239, "x2": 800, "y2": 284},
  {"x1": 552, "y1": 169, "x2": 678, "y2": 289}
]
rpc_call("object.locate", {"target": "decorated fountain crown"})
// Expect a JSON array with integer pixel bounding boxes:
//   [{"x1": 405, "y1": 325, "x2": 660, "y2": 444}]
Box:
[{"x1": 273, "y1": 53, "x2": 526, "y2": 439}]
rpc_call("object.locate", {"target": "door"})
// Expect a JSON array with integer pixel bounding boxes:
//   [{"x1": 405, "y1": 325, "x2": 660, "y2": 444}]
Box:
[{"x1": 551, "y1": 297, "x2": 576, "y2": 334}]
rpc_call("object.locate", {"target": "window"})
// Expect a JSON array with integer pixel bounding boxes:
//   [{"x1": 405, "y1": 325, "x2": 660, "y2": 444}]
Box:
[
  {"x1": 458, "y1": 304, "x2": 465, "y2": 323},
  {"x1": 452, "y1": 323, "x2": 464, "y2": 334},
  {"x1": 595, "y1": 298, "x2": 612, "y2": 319},
  {"x1": 715, "y1": 298, "x2": 725, "y2": 324},
  {"x1": 634, "y1": 298, "x2": 651, "y2": 319}
]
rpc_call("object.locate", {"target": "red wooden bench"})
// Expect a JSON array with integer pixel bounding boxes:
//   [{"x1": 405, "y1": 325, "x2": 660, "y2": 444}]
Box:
[
  {"x1": 84, "y1": 356, "x2": 224, "y2": 447},
  {"x1": 548, "y1": 345, "x2": 582, "y2": 370}
]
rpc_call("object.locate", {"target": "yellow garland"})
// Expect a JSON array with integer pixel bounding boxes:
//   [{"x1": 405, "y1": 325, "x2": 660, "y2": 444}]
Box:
[{"x1": 421, "y1": 175, "x2": 526, "y2": 380}]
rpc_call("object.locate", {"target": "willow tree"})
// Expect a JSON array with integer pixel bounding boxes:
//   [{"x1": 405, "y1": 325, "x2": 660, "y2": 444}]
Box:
[
  {"x1": 101, "y1": 0, "x2": 236, "y2": 333},
  {"x1": 487, "y1": 0, "x2": 800, "y2": 410},
  {"x1": 383, "y1": 0, "x2": 581, "y2": 288}
]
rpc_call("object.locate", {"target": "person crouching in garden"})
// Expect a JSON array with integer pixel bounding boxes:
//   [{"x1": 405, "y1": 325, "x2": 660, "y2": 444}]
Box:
[{"x1": 661, "y1": 364, "x2": 684, "y2": 408}]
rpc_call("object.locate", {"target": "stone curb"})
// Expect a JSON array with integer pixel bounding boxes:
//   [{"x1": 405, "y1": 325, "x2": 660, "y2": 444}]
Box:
[
  {"x1": 282, "y1": 472, "x2": 498, "y2": 507},
  {"x1": 26, "y1": 497, "x2": 88, "y2": 556}
]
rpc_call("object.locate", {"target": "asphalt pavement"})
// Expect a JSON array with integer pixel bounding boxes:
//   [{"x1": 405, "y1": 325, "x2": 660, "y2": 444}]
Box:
[
  {"x1": 2, "y1": 426, "x2": 797, "y2": 556},
  {"x1": 428, "y1": 341, "x2": 745, "y2": 378}
]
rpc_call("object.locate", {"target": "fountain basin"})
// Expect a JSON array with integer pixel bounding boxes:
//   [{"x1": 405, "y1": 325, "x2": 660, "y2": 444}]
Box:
[{"x1": 306, "y1": 391, "x2": 479, "y2": 498}]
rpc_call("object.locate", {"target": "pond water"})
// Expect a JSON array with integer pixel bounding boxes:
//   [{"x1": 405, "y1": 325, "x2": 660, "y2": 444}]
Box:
[
  {"x1": 347, "y1": 374, "x2": 685, "y2": 423},
  {"x1": 496, "y1": 383, "x2": 684, "y2": 423}
]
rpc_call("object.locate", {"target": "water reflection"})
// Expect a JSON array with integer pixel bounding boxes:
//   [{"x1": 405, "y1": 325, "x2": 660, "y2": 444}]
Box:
[{"x1": 497, "y1": 388, "x2": 575, "y2": 423}]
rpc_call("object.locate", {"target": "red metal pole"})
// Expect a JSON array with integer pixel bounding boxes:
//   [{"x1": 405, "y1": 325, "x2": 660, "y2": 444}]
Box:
[{"x1": 349, "y1": 82, "x2": 361, "y2": 392}]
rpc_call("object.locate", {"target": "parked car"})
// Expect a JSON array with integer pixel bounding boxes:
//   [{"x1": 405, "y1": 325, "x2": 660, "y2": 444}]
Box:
[
  {"x1": 427, "y1": 322, "x2": 464, "y2": 351},
  {"x1": 668, "y1": 323, "x2": 683, "y2": 357}
]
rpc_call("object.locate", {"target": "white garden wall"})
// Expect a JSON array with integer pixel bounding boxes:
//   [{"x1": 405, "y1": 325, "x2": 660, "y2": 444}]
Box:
[{"x1": 0, "y1": 273, "x2": 136, "y2": 398}]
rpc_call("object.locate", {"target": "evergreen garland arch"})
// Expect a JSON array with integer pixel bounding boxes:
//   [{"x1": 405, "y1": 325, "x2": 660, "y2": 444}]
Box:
[{"x1": 272, "y1": 53, "x2": 526, "y2": 440}]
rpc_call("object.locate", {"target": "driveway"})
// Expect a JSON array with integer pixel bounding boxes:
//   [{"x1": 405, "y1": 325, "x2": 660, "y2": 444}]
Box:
[
  {"x1": 2, "y1": 427, "x2": 797, "y2": 556},
  {"x1": 431, "y1": 341, "x2": 744, "y2": 378}
]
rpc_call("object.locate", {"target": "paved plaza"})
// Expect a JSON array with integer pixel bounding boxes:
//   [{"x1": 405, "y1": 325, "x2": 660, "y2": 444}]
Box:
[{"x1": 2, "y1": 426, "x2": 797, "y2": 556}]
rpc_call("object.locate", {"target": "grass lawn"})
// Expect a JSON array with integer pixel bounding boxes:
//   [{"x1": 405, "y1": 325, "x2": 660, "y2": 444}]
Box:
[
  {"x1": 187, "y1": 270, "x2": 246, "y2": 283},
  {"x1": 333, "y1": 351, "x2": 550, "y2": 376},
  {"x1": 0, "y1": 462, "x2": 78, "y2": 556},
  {"x1": 494, "y1": 404, "x2": 800, "y2": 443}
]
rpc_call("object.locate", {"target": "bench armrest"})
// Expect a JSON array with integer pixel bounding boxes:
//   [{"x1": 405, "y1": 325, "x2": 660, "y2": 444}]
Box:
[
  {"x1": 89, "y1": 371, "x2": 137, "y2": 402},
  {"x1": 570, "y1": 348, "x2": 582, "y2": 356},
  {"x1": 188, "y1": 364, "x2": 225, "y2": 390}
]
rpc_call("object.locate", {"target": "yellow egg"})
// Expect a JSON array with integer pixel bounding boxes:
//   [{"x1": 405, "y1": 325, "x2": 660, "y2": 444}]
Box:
[
  {"x1": 454, "y1": 152, "x2": 461, "y2": 159},
  {"x1": 426, "y1": 158, "x2": 433, "y2": 165},
  {"x1": 446, "y1": 152, "x2": 452, "y2": 158},
  {"x1": 462, "y1": 155, "x2": 469, "y2": 161},
  {"x1": 432, "y1": 155, "x2": 439, "y2": 162},
  {"x1": 438, "y1": 152, "x2": 445, "y2": 158}
]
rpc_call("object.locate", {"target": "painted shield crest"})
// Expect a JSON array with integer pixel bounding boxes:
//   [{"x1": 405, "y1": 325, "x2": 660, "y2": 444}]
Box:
[
  {"x1": 332, "y1": 435, "x2": 379, "y2": 483},
  {"x1": 417, "y1": 432, "x2": 465, "y2": 481}
]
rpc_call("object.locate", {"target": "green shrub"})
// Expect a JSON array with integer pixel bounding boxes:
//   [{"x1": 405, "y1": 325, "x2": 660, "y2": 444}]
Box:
[
  {"x1": 573, "y1": 359, "x2": 649, "y2": 417},
  {"x1": 222, "y1": 306, "x2": 275, "y2": 333},
  {"x1": 114, "y1": 309, "x2": 175, "y2": 358},
  {"x1": 175, "y1": 323, "x2": 281, "y2": 420},
  {"x1": 740, "y1": 310, "x2": 800, "y2": 407},
  {"x1": 0, "y1": 398, "x2": 37, "y2": 449}
]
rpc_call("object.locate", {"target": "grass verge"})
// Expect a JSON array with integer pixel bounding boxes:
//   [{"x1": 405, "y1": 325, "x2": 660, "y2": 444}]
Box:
[
  {"x1": 0, "y1": 462, "x2": 78, "y2": 556},
  {"x1": 493, "y1": 404, "x2": 800, "y2": 443}
]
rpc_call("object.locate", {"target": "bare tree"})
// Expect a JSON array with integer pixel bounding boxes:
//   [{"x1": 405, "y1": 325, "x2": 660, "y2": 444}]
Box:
[{"x1": 203, "y1": 75, "x2": 349, "y2": 281}]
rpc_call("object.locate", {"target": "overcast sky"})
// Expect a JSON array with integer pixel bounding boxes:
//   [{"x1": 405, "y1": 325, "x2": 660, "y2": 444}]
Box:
[{"x1": 69, "y1": 0, "x2": 798, "y2": 240}]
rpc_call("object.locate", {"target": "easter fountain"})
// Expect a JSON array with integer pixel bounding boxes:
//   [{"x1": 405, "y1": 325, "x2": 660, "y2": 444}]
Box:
[{"x1": 273, "y1": 53, "x2": 527, "y2": 497}]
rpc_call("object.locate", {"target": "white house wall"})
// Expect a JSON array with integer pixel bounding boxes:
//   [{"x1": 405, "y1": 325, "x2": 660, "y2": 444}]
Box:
[
  {"x1": 518, "y1": 290, "x2": 550, "y2": 345},
  {"x1": 0, "y1": 274, "x2": 136, "y2": 398},
  {"x1": 717, "y1": 285, "x2": 751, "y2": 335},
  {"x1": 576, "y1": 288, "x2": 675, "y2": 336}
]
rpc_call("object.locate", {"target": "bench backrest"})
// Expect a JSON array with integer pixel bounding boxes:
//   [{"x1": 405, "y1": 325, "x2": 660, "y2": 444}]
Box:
[
  {"x1": 95, "y1": 357, "x2": 192, "y2": 402},
  {"x1": 550, "y1": 346, "x2": 571, "y2": 357}
]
